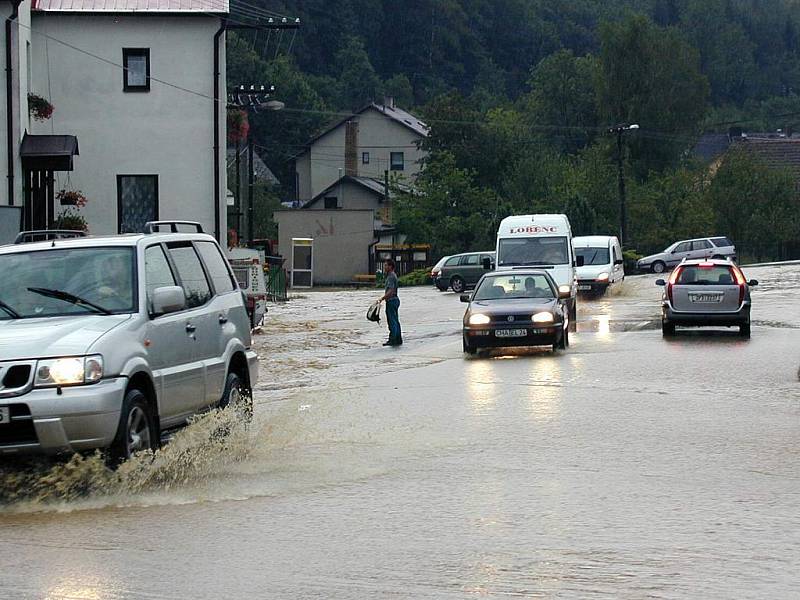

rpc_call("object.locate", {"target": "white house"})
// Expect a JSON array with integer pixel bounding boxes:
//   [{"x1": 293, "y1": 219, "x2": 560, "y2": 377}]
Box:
[
  {"x1": 294, "y1": 97, "x2": 428, "y2": 203},
  {"x1": 0, "y1": 0, "x2": 228, "y2": 242}
]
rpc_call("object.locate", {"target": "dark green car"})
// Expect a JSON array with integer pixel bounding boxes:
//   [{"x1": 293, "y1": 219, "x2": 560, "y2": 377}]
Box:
[{"x1": 435, "y1": 251, "x2": 496, "y2": 293}]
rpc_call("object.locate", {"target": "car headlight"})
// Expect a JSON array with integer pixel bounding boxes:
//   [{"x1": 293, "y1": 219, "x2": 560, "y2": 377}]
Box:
[
  {"x1": 468, "y1": 313, "x2": 491, "y2": 326},
  {"x1": 532, "y1": 312, "x2": 554, "y2": 324},
  {"x1": 35, "y1": 355, "x2": 104, "y2": 387},
  {"x1": 597, "y1": 272, "x2": 610, "y2": 282}
]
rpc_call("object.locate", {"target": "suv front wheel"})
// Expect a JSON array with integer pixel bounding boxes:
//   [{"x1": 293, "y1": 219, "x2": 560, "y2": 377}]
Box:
[
  {"x1": 108, "y1": 388, "x2": 158, "y2": 466},
  {"x1": 451, "y1": 276, "x2": 466, "y2": 294},
  {"x1": 220, "y1": 371, "x2": 253, "y2": 421}
]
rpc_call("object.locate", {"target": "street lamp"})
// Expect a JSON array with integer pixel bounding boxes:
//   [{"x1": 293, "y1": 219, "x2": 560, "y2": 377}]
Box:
[{"x1": 609, "y1": 123, "x2": 639, "y2": 246}]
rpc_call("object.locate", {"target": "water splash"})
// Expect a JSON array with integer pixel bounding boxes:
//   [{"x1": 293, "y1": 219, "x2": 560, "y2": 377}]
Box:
[{"x1": 0, "y1": 404, "x2": 253, "y2": 512}]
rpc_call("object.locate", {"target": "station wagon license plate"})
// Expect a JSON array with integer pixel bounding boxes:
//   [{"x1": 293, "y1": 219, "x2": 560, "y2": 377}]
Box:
[
  {"x1": 495, "y1": 329, "x2": 527, "y2": 338},
  {"x1": 689, "y1": 292, "x2": 723, "y2": 303},
  {"x1": 0, "y1": 407, "x2": 9, "y2": 425}
]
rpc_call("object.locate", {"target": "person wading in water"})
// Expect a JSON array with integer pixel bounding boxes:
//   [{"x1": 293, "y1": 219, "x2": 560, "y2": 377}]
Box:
[{"x1": 379, "y1": 259, "x2": 402, "y2": 346}]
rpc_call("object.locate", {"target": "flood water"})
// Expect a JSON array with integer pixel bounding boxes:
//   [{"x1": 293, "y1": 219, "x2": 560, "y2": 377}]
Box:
[{"x1": 1, "y1": 264, "x2": 799, "y2": 599}]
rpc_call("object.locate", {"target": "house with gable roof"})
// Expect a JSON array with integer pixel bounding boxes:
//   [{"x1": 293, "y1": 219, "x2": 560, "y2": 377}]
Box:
[{"x1": 0, "y1": 0, "x2": 228, "y2": 242}]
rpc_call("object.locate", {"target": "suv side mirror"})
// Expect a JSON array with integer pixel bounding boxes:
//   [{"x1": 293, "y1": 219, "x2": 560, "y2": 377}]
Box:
[
  {"x1": 614, "y1": 259, "x2": 624, "y2": 265},
  {"x1": 575, "y1": 256, "x2": 585, "y2": 267},
  {"x1": 482, "y1": 257, "x2": 492, "y2": 270},
  {"x1": 655, "y1": 279, "x2": 666, "y2": 286},
  {"x1": 152, "y1": 286, "x2": 186, "y2": 316},
  {"x1": 749, "y1": 279, "x2": 759, "y2": 287},
  {"x1": 460, "y1": 294, "x2": 471, "y2": 303}
]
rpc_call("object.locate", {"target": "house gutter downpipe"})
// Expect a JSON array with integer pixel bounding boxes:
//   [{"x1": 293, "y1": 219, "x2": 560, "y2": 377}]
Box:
[
  {"x1": 212, "y1": 18, "x2": 226, "y2": 242},
  {"x1": 5, "y1": 0, "x2": 22, "y2": 206}
]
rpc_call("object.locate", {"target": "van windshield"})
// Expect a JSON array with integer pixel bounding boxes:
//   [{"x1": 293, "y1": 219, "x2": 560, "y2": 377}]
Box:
[
  {"x1": 575, "y1": 247, "x2": 610, "y2": 266},
  {"x1": 498, "y1": 237, "x2": 569, "y2": 267},
  {"x1": 0, "y1": 247, "x2": 135, "y2": 319}
]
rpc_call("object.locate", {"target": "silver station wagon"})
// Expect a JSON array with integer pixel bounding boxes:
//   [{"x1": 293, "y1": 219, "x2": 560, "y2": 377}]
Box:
[
  {"x1": 0, "y1": 223, "x2": 258, "y2": 463},
  {"x1": 656, "y1": 258, "x2": 758, "y2": 337}
]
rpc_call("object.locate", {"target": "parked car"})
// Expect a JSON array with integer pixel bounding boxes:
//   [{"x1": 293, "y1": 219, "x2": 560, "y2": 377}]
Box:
[
  {"x1": 573, "y1": 235, "x2": 624, "y2": 295},
  {"x1": 461, "y1": 269, "x2": 570, "y2": 354},
  {"x1": 0, "y1": 221, "x2": 258, "y2": 464},
  {"x1": 637, "y1": 237, "x2": 736, "y2": 273},
  {"x1": 430, "y1": 256, "x2": 451, "y2": 291},
  {"x1": 656, "y1": 258, "x2": 758, "y2": 337},
  {"x1": 228, "y1": 247, "x2": 268, "y2": 327},
  {"x1": 436, "y1": 251, "x2": 496, "y2": 293}
]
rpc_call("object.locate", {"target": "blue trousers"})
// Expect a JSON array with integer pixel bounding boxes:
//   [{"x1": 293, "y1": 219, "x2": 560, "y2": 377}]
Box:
[{"x1": 386, "y1": 297, "x2": 401, "y2": 342}]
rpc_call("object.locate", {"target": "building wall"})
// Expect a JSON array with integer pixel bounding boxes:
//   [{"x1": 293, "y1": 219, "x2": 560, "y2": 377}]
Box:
[
  {"x1": 273, "y1": 209, "x2": 374, "y2": 285},
  {"x1": 0, "y1": 3, "x2": 29, "y2": 210},
  {"x1": 29, "y1": 14, "x2": 226, "y2": 239},
  {"x1": 322, "y1": 180, "x2": 382, "y2": 211},
  {"x1": 296, "y1": 107, "x2": 426, "y2": 202}
]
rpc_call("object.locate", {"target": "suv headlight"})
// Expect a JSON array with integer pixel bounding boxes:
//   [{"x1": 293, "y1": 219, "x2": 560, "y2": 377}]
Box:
[{"x1": 35, "y1": 355, "x2": 104, "y2": 387}]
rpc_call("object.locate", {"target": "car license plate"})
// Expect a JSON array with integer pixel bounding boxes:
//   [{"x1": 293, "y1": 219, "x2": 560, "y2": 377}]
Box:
[
  {"x1": 0, "y1": 407, "x2": 9, "y2": 425},
  {"x1": 578, "y1": 285, "x2": 592, "y2": 291},
  {"x1": 495, "y1": 329, "x2": 527, "y2": 338},
  {"x1": 689, "y1": 292, "x2": 723, "y2": 303}
]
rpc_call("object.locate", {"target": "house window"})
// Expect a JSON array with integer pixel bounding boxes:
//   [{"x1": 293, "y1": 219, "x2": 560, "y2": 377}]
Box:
[
  {"x1": 118, "y1": 175, "x2": 158, "y2": 233},
  {"x1": 390, "y1": 152, "x2": 405, "y2": 171},
  {"x1": 324, "y1": 196, "x2": 338, "y2": 209},
  {"x1": 362, "y1": 152, "x2": 370, "y2": 165},
  {"x1": 123, "y1": 48, "x2": 150, "y2": 92}
]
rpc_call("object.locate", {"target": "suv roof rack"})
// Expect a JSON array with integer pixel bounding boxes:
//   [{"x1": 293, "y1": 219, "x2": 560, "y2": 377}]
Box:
[
  {"x1": 144, "y1": 221, "x2": 204, "y2": 234},
  {"x1": 14, "y1": 230, "x2": 88, "y2": 244}
]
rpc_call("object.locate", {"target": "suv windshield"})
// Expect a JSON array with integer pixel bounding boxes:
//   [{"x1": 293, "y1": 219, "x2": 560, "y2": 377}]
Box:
[
  {"x1": 676, "y1": 265, "x2": 737, "y2": 286},
  {"x1": 0, "y1": 247, "x2": 135, "y2": 319},
  {"x1": 474, "y1": 274, "x2": 555, "y2": 300},
  {"x1": 575, "y1": 247, "x2": 609, "y2": 266},
  {"x1": 498, "y1": 237, "x2": 569, "y2": 266}
]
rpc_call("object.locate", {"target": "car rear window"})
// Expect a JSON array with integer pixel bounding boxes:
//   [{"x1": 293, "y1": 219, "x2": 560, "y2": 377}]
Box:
[
  {"x1": 676, "y1": 265, "x2": 736, "y2": 285},
  {"x1": 710, "y1": 237, "x2": 733, "y2": 247},
  {"x1": 445, "y1": 256, "x2": 461, "y2": 267}
]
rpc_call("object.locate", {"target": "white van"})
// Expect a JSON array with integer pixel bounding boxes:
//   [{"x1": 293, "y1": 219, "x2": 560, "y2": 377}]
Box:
[
  {"x1": 495, "y1": 214, "x2": 579, "y2": 326},
  {"x1": 573, "y1": 235, "x2": 624, "y2": 295}
]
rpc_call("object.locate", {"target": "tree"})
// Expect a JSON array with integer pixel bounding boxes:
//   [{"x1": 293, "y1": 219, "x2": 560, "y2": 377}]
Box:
[
  {"x1": 334, "y1": 36, "x2": 383, "y2": 109},
  {"x1": 706, "y1": 147, "x2": 800, "y2": 259},
  {"x1": 522, "y1": 49, "x2": 599, "y2": 153},
  {"x1": 596, "y1": 15, "x2": 710, "y2": 174},
  {"x1": 394, "y1": 152, "x2": 498, "y2": 257}
]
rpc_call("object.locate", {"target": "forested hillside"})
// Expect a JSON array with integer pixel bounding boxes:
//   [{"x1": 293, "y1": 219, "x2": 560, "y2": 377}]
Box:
[{"x1": 231, "y1": 0, "x2": 800, "y2": 259}]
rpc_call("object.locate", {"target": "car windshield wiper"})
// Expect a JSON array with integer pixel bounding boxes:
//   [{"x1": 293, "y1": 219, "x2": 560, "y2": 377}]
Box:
[
  {"x1": 0, "y1": 299, "x2": 20, "y2": 319},
  {"x1": 27, "y1": 287, "x2": 112, "y2": 315}
]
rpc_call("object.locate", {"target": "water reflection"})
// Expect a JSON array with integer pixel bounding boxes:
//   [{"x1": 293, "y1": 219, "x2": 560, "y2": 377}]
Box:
[
  {"x1": 526, "y1": 355, "x2": 563, "y2": 422},
  {"x1": 45, "y1": 574, "x2": 117, "y2": 600},
  {"x1": 466, "y1": 358, "x2": 498, "y2": 415}
]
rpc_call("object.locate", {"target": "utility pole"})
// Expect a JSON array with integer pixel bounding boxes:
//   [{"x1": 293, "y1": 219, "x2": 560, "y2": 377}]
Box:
[
  {"x1": 234, "y1": 139, "x2": 242, "y2": 237},
  {"x1": 609, "y1": 124, "x2": 639, "y2": 246},
  {"x1": 247, "y1": 135, "x2": 255, "y2": 243}
]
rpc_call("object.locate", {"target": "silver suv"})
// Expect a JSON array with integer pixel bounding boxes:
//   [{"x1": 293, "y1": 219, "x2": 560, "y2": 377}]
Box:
[
  {"x1": 0, "y1": 223, "x2": 258, "y2": 463},
  {"x1": 656, "y1": 258, "x2": 758, "y2": 337},
  {"x1": 637, "y1": 237, "x2": 736, "y2": 273}
]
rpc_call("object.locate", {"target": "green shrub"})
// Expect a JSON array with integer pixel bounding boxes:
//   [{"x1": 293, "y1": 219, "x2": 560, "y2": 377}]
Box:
[
  {"x1": 623, "y1": 248, "x2": 643, "y2": 273},
  {"x1": 398, "y1": 267, "x2": 432, "y2": 287}
]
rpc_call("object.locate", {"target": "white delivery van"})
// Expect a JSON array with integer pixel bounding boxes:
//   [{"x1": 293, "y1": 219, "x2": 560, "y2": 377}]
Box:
[
  {"x1": 495, "y1": 214, "x2": 580, "y2": 326},
  {"x1": 573, "y1": 235, "x2": 624, "y2": 295}
]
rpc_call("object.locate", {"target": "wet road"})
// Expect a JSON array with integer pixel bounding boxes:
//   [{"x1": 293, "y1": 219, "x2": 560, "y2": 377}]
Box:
[{"x1": 2, "y1": 264, "x2": 800, "y2": 599}]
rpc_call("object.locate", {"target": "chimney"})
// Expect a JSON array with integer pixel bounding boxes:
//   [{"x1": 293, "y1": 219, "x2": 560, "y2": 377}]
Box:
[{"x1": 383, "y1": 96, "x2": 395, "y2": 109}]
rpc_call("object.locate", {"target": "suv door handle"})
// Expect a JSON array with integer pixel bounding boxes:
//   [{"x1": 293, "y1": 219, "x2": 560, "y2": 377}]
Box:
[
  {"x1": 218, "y1": 314, "x2": 228, "y2": 325},
  {"x1": 185, "y1": 323, "x2": 197, "y2": 333}
]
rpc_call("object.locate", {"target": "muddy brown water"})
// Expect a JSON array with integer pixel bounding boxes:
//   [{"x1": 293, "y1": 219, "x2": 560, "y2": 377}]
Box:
[{"x1": 1, "y1": 264, "x2": 799, "y2": 599}]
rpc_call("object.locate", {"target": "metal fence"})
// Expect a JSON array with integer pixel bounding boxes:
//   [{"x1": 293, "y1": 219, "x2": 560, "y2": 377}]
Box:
[{"x1": 266, "y1": 268, "x2": 288, "y2": 301}]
